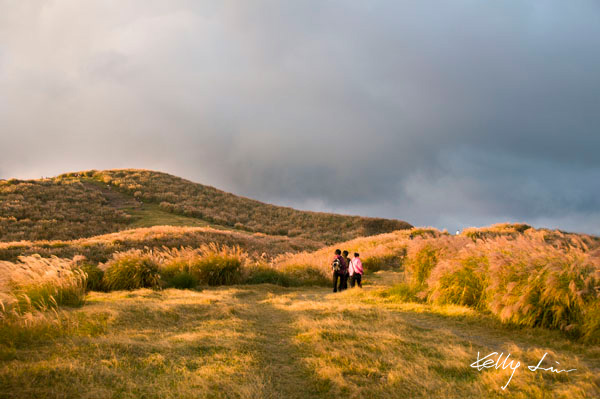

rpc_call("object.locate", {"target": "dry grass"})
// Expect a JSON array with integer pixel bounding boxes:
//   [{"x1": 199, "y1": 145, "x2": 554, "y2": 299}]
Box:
[
  {"x1": 0, "y1": 225, "x2": 323, "y2": 264},
  {"x1": 1, "y1": 224, "x2": 599, "y2": 397},
  {"x1": 86, "y1": 169, "x2": 412, "y2": 243},
  {"x1": 0, "y1": 255, "x2": 90, "y2": 350},
  {"x1": 0, "y1": 177, "x2": 131, "y2": 241},
  {"x1": 0, "y1": 279, "x2": 598, "y2": 398},
  {"x1": 274, "y1": 226, "x2": 600, "y2": 341},
  {"x1": 1, "y1": 169, "x2": 412, "y2": 244},
  {"x1": 0, "y1": 255, "x2": 86, "y2": 315}
]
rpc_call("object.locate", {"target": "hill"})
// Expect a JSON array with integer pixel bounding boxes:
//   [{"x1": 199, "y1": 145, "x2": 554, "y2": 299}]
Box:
[
  {"x1": 0, "y1": 169, "x2": 411, "y2": 243},
  {"x1": 0, "y1": 225, "x2": 323, "y2": 264}
]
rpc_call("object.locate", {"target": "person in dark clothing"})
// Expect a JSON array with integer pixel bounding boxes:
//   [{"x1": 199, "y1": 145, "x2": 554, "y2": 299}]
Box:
[
  {"x1": 331, "y1": 249, "x2": 347, "y2": 292},
  {"x1": 341, "y1": 250, "x2": 351, "y2": 290}
]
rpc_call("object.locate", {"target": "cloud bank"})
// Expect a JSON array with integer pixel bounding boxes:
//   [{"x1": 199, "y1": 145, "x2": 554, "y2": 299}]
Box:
[{"x1": 1, "y1": 1, "x2": 599, "y2": 234}]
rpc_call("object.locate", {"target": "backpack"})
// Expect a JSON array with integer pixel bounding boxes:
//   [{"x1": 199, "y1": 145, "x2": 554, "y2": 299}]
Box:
[{"x1": 331, "y1": 257, "x2": 341, "y2": 272}]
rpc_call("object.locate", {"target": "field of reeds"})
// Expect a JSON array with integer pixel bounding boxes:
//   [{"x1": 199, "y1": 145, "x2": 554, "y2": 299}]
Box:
[
  {"x1": 1, "y1": 223, "x2": 599, "y2": 398},
  {"x1": 0, "y1": 243, "x2": 328, "y2": 355},
  {"x1": 1, "y1": 272, "x2": 598, "y2": 398},
  {"x1": 0, "y1": 169, "x2": 411, "y2": 243},
  {"x1": 276, "y1": 224, "x2": 600, "y2": 342}
]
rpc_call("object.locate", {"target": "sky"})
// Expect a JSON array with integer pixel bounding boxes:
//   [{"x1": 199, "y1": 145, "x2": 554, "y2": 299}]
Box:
[{"x1": 1, "y1": 1, "x2": 599, "y2": 234}]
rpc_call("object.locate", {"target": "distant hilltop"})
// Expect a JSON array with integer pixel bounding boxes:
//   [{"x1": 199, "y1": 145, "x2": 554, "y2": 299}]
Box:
[{"x1": 0, "y1": 169, "x2": 412, "y2": 243}]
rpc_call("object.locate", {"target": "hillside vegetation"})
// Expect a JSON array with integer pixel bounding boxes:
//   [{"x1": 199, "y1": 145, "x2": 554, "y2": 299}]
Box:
[
  {"x1": 0, "y1": 169, "x2": 411, "y2": 243},
  {"x1": 1, "y1": 224, "x2": 599, "y2": 397},
  {"x1": 0, "y1": 226, "x2": 322, "y2": 264},
  {"x1": 0, "y1": 178, "x2": 132, "y2": 241},
  {"x1": 276, "y1": 224, "x2": 600, "y2": 342}
]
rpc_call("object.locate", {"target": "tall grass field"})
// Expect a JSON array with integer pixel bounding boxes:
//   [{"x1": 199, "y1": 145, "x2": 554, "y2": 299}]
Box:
[{"x1": 1, "y1": 224, "x2": 599, "y2": 398}]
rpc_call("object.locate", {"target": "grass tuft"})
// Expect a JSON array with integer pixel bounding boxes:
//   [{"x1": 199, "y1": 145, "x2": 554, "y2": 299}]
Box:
[{"x1": 102, "y1": 250, "x2": 161, "y2": 290}]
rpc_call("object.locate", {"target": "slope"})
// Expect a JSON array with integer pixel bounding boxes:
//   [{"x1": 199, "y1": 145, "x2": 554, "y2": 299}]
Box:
[{"x1": 0, "y1": 169, "x2": 412, "y2": 243}]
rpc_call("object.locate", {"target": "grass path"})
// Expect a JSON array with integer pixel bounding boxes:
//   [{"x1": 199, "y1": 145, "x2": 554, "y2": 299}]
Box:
[
  {"x1": 1, "y1": 274, "x2": 599, "y2": 398},
  {"x1": 239, "y1": 291, "x2": 325, "y2": 399}
]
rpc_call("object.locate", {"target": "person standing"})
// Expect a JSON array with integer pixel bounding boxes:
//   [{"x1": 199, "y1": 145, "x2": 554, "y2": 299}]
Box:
[
  {"x1": 349, "y1": 253, "x2": 364, "y2": 288},
  {"x1": 341, "y1": 250, "x2": 351, "y2": 290},
  {"x1": 331, "y1": 249, "x2": 347, "y2": 292}
]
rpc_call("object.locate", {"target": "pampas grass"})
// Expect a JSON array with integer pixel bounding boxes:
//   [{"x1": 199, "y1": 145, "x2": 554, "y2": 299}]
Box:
[
  {"x1": 0, "y1": 255, "x2": 87, "y2": 315},
  {"x1": 102, "y1": 250, "x2": 161, "y2": 290},
  {"x1": 188, "y1": 244, "x2": 245, "y2": 286},
  {"x1": 276, "y1": 226, "x2": 600, "y2": 341},
  {"x1": 100, "y1": 244, "x2": 326, "y2": 288},
  {"x1": 483, "y1": 238, "x2": 600, "y2": 339}
]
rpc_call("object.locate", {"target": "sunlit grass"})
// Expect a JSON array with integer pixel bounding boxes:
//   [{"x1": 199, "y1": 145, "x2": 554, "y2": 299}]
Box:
[
  {"x1": 1, "y1": 223, "x2": 599, "y2": 398},
  {"x1": 1, "y1": 280, "x2": 599, "y2": 398}
]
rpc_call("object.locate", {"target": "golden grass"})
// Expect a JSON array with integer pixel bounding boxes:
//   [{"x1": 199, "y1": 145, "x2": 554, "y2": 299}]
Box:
[
  {"x1": 274, "y1": 226, "x2": 600, "y2": 340},
  {"x1": 0, "y1": 255, "x2": 90, "y2": 350},
  {"x1": 0, "y1": 255, "x2": 86, "y2": 315},
  {"x1": 0, "y1": 225, "x2": 323, "y2": 264},
  {"x1": 1, "y1": 278, "x2": 598, "y2": 398},
  {"x1": 1, "y1": 225, "x2": 599, "y2": 397}
]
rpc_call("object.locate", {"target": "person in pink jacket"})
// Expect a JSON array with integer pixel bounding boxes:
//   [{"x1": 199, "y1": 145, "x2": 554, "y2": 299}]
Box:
[{"x1": 349, "y1": 252, "x2": 364, "y2": 288}]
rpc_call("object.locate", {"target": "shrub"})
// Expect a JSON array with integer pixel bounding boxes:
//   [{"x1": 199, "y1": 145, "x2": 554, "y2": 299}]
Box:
[
  {"x1": 191, "y1": 256, "x2": 241, "y2": 286},
  {"x1": 581, "y1": 302, "x2": 600, "y2": 344},
  {"x1": 277, "y1": 264, "x2": 330, "y2": 286},
  {"x1": 102, "y1": 250, "x2": 161, "y2": 290},
  {"x1": 156, "y1": 247, "x2": 199, "y2": 288},
  {"x1": 409, "y1": 228, "x2": 442, "y2": 239},
  {"x1": 463, "y1": 223, "x2": 532, "y2": 241},
  {"x1": 379, "y1": 282, "x2": 421, "y2": 303},
  {"x1": 483, "y1": 239, "x2": 600, "y2": 338}
]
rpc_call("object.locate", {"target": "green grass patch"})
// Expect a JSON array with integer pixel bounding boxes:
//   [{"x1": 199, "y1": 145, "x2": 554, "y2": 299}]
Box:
[{"x1": 126, "y1": 202, "x2": 210, "y2": 228}]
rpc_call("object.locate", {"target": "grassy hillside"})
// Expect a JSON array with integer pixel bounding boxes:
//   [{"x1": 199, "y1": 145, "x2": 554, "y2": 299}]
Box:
[
  {"x1": 0, "y1": 177, "x2": 132, "y2": 241},
  {"x1": 0, "y1": 169, "x2": 411, "y2": 243},
  {"x1": 0, "y1": 225, "x2": 323, "y2": 264}
]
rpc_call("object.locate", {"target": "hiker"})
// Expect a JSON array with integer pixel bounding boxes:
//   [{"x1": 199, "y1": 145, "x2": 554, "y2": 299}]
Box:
[
  {"x1": 349, "y1": 252, "x2": 364, "y2": 288},
  {"x1": 331, "y1": 249, "x2": 347, "y2": 293},
  {"x1": 341, "y1": 250, "x2": 351, "y2": 290}
]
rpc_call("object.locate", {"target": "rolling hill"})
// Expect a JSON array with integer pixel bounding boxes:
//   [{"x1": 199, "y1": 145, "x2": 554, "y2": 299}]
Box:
[{"x1": 0, "y1": 169, "x2": 411, "y2": 243}]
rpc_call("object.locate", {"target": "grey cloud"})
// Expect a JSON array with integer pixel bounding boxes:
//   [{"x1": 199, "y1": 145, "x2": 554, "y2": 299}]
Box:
[{"x1": 1, "y1": 1, "x2": 599, "y2": 234}]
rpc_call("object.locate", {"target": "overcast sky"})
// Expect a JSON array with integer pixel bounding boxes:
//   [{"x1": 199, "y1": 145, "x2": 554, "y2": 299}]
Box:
[{"x1": 1, "y1": 1, "x2": 599, "y2": 234}]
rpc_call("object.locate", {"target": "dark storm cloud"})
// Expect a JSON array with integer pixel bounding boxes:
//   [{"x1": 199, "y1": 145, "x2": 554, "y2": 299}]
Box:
[{"x1": 1, "y1": 1, "x2": 599, "y2": 234}]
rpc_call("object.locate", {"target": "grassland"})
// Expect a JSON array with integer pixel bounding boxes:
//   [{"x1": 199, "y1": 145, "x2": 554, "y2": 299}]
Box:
[
  {"x1": 276, "y1": 224, "x2": 600, "y2": 342},
  {"x1": 0, "y1": 169, "x2": 411, "y2": 243},
  {"x1": 1, "y1": 218, "x2": 599, "y2": 398},
  {"x1": 0, "y1": 273, "x2": 598, "y2": 398}
]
